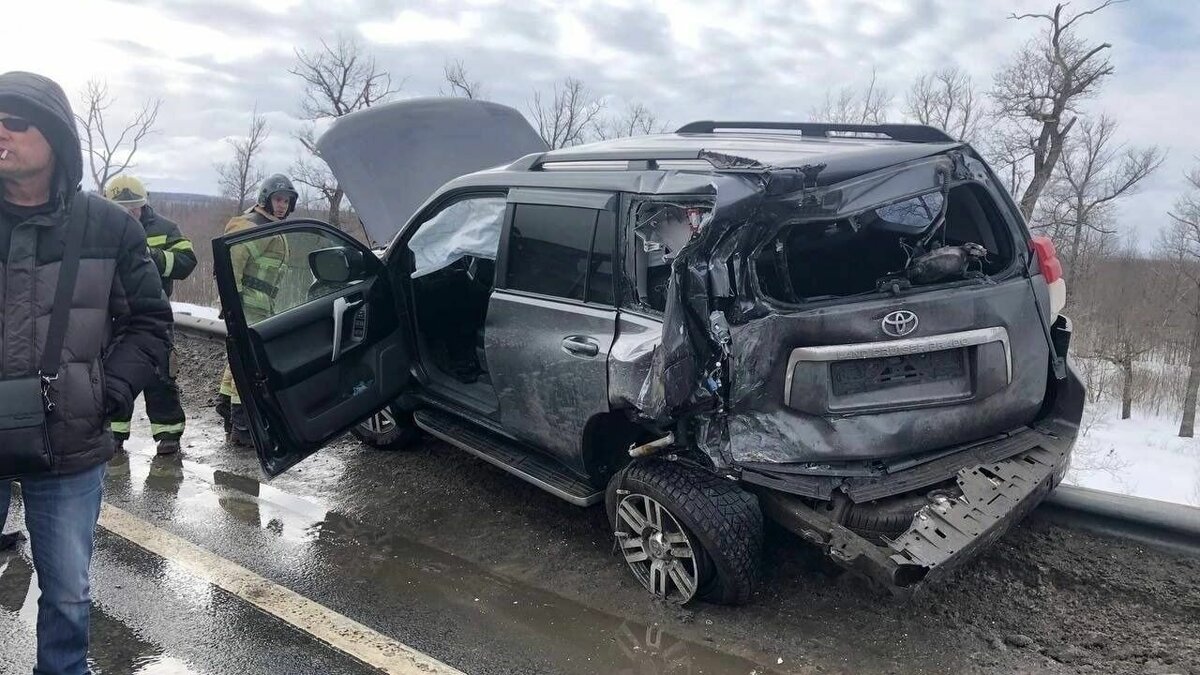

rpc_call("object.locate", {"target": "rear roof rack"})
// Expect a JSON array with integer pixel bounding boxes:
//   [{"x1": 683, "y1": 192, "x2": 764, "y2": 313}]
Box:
[
  {"x1": 675, "y1": 121, "x2": 956, "y2": 143},
  {"x1": 511, "y1": 149, "x2": 764, "y2": 172}
]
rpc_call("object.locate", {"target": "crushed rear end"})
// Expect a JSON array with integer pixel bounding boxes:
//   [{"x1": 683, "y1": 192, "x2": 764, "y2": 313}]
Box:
[{"x1": 635, "y1": 142, "x2": 1084, "y2": 592}]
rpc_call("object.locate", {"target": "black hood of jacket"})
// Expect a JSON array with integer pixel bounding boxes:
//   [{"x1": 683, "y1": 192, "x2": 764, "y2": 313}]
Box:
[{"x1": 0, "y1": 71, "x2": 84, "y2": 202}]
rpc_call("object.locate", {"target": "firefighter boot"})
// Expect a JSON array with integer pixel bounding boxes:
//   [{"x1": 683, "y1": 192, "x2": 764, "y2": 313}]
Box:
[{"x1": 228, "y1": 404, "x2": 253, "y2": 447}]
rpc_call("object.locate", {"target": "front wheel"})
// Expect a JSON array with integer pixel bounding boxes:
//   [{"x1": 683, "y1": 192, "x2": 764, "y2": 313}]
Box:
[
  {"x1": 606, "y1": 459, "x2": 763, "y2": 605},
  {"x1": 350, "y1": 406, "x2": 421, "y2": 451}
]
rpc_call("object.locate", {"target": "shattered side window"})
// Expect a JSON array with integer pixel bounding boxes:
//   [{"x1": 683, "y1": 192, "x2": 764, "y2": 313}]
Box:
[{"x1": 872, "y1": 192, "x2": 945, "y2": 232}]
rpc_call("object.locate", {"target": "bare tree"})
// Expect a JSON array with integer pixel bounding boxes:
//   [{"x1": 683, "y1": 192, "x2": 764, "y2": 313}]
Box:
[
  {"x1": 441, "y1": 59, "x2": 485, "y2": 99},
  {"x1": 214, "y1": 109, "x2": 270, "y2": 215},
  {"x1": 905, "y1": 67, "x2": 982, "y2": 141},
  {"x1": 528, "y1": 77, "x2": 605, "y2": 149},
  {"x1": 992, "y1": 1, "x2": 1123, "y2": 221},
  {"x1": 1082, "y1": 250, "x2": 1183, "y2": 420},
  {"x1": 809, "y1": 68, "x2": 893, "y2": 125},
  {"x1": 1039, "y1": 115, "x2": 1163, "y2": 275},
  {"x1": 982, "y1": 123, "x2": 1037, "y2": 200},
  {"x1": 292, "y1": 125, "x2": 345, "y2": 227},
  {"x1": 593, "y1": 101, "x2": 669, "y2": 140},
  {"x1": 74, "y1": 79, "x2": 162, "y2": 190},
  {"x1": 289, "y1": 35, "x2": 395, "y2": 227},
  {"x1": 1166, "y1": 162, "x2": 1200, "y2": 436}
]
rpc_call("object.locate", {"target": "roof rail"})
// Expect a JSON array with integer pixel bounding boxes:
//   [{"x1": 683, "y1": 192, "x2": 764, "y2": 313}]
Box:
[
  {"x1": 674, "y1": 121, "x2": 956, "y2": 143},
  {"x1": 512, "y1": 148, "x2": 764, "y2": 172}
]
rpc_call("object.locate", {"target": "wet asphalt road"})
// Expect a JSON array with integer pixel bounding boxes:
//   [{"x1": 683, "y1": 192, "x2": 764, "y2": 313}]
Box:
[
  {"x1": 2, "y1": 330, "x2": 1198, "y2": 674},
  {"x1": 1, "y1": 502, "x2": 379, "y2": 675},
  {"x1": 1, "y1": 396, "x2": 771, "y2": 675}
]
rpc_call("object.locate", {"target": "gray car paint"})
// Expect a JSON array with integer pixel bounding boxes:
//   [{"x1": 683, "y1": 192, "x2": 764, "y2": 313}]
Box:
[
  {"x1": 608, "y1": 312, "x2": 662, "y2": 411},
  {"x1": 724, "y1": 278, "x2": 1051, "y2": 464},
  {"x1": 485, "y1": 292, "x2": 617, "y2": 474}
]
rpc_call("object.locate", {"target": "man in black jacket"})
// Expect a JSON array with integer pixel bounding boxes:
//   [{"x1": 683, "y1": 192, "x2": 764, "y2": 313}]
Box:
[
  {"x1": 105, "y1": 174, "x2": 196, "y2": 455},
  {"x1": 0, "y1": 72, "x2": 171, "y2": 674}
]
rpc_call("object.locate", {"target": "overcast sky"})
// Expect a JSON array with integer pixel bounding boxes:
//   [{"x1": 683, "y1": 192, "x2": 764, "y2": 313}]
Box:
[{"x1": 9, "y1": 0, "x2": 1198, "y2": 243}]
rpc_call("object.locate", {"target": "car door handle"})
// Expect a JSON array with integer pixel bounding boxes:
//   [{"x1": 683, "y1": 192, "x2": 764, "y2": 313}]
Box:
[
  {"x1": 561, "y1": 336, "x2": 600, "y2": 358},
  {"x1": 331, "y1": 296, "x2": 364, "y2": 362}
]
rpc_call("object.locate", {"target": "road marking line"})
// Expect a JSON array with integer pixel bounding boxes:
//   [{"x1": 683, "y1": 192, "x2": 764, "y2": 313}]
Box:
[{"x1": 98, "y1": 503, "x2": 465, "y2": 675}]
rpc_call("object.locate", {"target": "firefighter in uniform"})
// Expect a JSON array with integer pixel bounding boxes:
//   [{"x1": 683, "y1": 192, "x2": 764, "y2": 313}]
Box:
[
  {"x1": 105, "y1": 175, "x2": 197, "y2": 455},
  {"x1": 216, "y1": 173, "x2": 295, "y2": 446}
]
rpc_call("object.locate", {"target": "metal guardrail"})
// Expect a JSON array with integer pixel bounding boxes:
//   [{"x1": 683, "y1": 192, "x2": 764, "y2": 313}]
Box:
[
  {"x1": 170, "y1": 310, "x2": 1200, "y2": 556},
  {"x1": 174, "y1": 310, "x2": 225, "y2": 339},
  {"x1": 1042, "y1": 484, "x2": 1200, "y2": 557}
]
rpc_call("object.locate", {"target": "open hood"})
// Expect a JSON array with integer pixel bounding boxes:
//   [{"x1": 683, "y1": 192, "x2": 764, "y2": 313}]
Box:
[{"x1": 316, "y1": 98, "x2": 548, "y2": 246}]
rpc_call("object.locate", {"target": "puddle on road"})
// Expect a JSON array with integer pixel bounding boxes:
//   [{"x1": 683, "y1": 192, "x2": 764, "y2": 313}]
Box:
[
  {"x1": 102, "y1": 445, "x2": 781, "y2": 675},
  {"x1": 0, "y1": 529, "x2": 207, "y2": 675}
]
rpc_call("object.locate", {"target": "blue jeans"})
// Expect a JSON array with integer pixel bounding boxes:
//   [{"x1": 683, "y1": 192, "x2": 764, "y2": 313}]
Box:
[{"x1": 0, "y1": 463, "x2": 105, "y2": 675}]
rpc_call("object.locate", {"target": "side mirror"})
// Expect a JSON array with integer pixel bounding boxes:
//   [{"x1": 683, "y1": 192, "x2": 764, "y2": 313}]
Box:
[{"x1": 309, "y1": 247, "x2": 365, "y2": 283}]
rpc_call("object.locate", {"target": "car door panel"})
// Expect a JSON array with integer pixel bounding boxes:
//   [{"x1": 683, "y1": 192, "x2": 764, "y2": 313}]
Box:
[
  {"x1": 270, "y1": 333, "x2": 407, "y2": 445},
  {"x1": 250, "y1": 281, "x2": 395, "y2": 389},
  {"x1": 214, "y1": 219, "x2": 410, "y2": 476},
  {"x1": 486, "y1": 292, "x2": 617, "y2": 472},
  {"x1": 486, "y1": 191, "x2": 620, "y2": 475}
]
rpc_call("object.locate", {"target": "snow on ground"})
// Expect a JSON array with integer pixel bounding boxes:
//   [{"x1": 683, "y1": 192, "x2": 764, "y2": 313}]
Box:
[
  {"x1": 171, "y1": 301, "x2": 220, "y2": 321},
  {"x1": 1065, "y1": 399, "x2": 1200, "y2": 507}
]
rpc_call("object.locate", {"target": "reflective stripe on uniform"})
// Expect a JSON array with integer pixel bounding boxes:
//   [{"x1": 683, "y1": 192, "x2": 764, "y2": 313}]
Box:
[
  {"x1": 163, "y1": 250, "x2": 175, "y2": 277},
  {"x1": 110, "y1": 420, "x2": 131, "y2": 433},
  {"x1": 150, "y1": 421, "x2": 186, "y2": 436},
  {"x1": 146, "y1": 234, "x2": 169, "y2": 247},
  {"x1": 168, "y1": 239, "x2": 194, "y2": 252}
]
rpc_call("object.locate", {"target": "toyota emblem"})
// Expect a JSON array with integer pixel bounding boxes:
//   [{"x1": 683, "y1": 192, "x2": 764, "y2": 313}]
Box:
[{"x1": 881, "y1": 310, "x2": 919, "y2": 337}]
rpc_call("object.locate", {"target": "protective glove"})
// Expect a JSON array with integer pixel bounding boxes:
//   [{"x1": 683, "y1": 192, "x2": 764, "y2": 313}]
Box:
[
  {"x1": 148, "y1": 248, "x2": 167, "y2": 276},
  {"x1": 104, "y1": 375, "x2": 134, "y2": 420}
]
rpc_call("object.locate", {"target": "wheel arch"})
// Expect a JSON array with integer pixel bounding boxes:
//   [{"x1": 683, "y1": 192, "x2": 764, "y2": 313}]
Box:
[{"x1": 580, "y1": 410, "x2": 654, "y2": 487}]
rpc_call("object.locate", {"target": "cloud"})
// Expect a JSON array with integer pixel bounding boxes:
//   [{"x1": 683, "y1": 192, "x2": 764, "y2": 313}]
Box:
[
  {"x1": 360, "y1": 8, "x2": 482, "y2": 44},
  {"x1": 13, "y1": 0, "x2": 1195, "y2": 248}
]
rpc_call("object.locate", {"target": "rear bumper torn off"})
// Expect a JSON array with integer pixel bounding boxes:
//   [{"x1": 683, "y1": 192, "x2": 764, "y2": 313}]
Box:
[{"x1": 759, "y1": 436, "x2": 1070, "y2": 594}]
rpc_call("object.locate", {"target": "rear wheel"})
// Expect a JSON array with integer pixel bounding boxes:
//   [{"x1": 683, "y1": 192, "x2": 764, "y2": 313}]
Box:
[
  {"x1": 606, "y1": 459, "x2": 762, "y2": 605},
  {"x1": 350, "y1": 406, "x2": 421, "y2": 451}
]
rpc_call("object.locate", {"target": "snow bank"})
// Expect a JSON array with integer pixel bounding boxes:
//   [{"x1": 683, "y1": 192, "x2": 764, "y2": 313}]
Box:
[
  {"x1": 171, "y1": 301, "x2": 220, "y2": 321},
  {"x1": 1065, "y1": 399, "x2": 1200, "y2": 507}
]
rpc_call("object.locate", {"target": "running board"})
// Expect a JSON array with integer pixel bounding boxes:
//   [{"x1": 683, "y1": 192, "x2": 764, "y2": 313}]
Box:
[{"x1": 412, "y1": 409, "x2": 603, "y2": 507}]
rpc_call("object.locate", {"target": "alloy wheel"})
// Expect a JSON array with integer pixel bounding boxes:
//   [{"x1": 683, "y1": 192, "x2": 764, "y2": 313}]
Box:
[
  {"x1": 362, "y1": 407, "x2": 397, "y2": 435},
  {"x1": 614, "y1": 493, "x2": 700, "y2": 602}
]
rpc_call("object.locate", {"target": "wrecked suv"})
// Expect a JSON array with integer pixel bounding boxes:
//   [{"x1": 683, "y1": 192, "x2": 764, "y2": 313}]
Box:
[{"x1": 214, "y1": 100, "x2": 1084, "y2": 604}]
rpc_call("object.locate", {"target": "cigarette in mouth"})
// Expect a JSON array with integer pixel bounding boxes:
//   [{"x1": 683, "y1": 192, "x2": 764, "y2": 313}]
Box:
[{"x1": 0, "y1": 150, "x2": 8, "y2": 160}]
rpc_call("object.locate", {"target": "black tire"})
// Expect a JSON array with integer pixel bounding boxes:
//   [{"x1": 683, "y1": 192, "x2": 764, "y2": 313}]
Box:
[
  {"x1": 606, "y1": 459, "x2": 763, "y2": 605},
  {"x1": 843, "y1": 490, "x2": 947, "y2": 542},
  {"x1": 350, "y1": 406, "x2": 422, "y2": 451}
]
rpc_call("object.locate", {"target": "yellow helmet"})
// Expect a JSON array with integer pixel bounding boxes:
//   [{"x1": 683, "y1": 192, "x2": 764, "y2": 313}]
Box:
[{"x1": 105, "y1": 175, "x2": 147, "y2": 208}]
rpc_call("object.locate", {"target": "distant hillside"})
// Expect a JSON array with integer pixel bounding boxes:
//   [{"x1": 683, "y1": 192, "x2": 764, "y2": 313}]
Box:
[{"x1": 151, "y1": 191, "x2": 231, "y2": 210}]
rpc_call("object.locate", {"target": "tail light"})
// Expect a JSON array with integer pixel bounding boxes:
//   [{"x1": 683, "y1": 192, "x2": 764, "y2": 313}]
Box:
[
  {"x1": 1030, "y1": 235, "x2": 1066, "y2": 316},
  {"x1": 1030, "y1": 236, "x2": 1063, "y2": 284}
]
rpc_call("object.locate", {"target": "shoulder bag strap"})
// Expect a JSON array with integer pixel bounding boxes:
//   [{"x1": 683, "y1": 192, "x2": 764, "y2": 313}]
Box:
[{"x1": 39, "y1": 192, "x2": 89, "y2": 379}]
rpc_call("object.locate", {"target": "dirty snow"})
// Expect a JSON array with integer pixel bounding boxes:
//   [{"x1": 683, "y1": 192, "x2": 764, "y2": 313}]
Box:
[
  {"x1": 1065, "y1": 399, "x2": 1200, "y2": 507},
  {"x1": 172, "y1": 301, "x2": 220, "y2": 321}
]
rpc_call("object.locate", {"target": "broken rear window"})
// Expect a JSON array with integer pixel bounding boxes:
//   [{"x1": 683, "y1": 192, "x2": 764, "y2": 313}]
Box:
[{"x1": 755, "y1": 184, "x2": 1016, "y2": 304}]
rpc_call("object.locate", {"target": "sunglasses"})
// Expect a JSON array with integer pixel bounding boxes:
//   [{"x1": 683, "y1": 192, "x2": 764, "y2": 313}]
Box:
[{"x1": 0, "y1": 117, "x2": 33, "y2": 133}]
